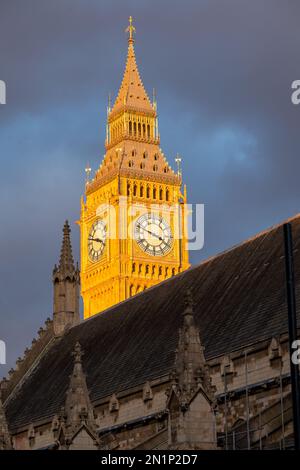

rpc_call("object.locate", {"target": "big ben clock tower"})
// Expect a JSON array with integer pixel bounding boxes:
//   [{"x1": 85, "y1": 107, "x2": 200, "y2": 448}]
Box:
[{"x1": 80, "y1": 17, "x2": 190, "y2": 318}]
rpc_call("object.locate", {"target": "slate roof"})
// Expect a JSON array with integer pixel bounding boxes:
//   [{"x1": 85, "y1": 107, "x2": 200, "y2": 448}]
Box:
[{"x1": 6, "y1": 215, "x2": 300, "y2": 431}]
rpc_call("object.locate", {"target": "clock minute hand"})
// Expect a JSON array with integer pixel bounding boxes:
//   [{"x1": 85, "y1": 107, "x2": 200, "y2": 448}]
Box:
[
  {"x1": 143, "y1": 228, "x2": 172, "y2": 249},
  {"x1": 137, "y1": 224, "x2": 172, "y2": 250},
  {"x1": 137, "y1": 224, "x2": 163, "y2": 241}
]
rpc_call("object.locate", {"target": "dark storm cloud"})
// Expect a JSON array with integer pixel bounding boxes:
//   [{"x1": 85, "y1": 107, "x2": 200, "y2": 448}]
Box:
[{"x1": 0, "y1": 0, "x2": 299, "y2": 375}]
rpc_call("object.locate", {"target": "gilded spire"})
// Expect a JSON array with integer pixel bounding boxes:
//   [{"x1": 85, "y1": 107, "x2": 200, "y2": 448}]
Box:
[{"x1": 110, "y1": 18, "x2": 154, "y2": 116}]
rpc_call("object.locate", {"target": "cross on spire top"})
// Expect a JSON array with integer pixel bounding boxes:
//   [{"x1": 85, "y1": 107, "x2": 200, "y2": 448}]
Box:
[{"x1": 125, "y1": 16, "x2": 136, "y2": 43}]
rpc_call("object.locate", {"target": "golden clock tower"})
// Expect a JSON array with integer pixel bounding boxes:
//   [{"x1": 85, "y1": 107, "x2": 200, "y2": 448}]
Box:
[{"x1": 80, "y1": 17, "x2": 190, "y2": 318}]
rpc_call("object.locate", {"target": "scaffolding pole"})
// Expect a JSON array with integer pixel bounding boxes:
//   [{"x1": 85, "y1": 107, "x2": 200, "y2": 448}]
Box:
[
  {"x1": 245, "y1": 351, "x2": 251, "y2": 450},
  {"x1": 279, "y1": 360, "x2": 285, "y2": 450},
  {"x1": 223, "y1": 368, "x2": 228, "y2": 450}
]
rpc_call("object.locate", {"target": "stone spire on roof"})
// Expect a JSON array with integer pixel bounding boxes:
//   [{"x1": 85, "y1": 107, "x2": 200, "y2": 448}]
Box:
[
  {"x1": 63, "y1": 342, "x2": 97, "y2": 440},
  {"x1": 52, "y1": 221, "x2": 80, "y2": 336},
  {"x1": 110, "y1": 16, "x2": 154, "y2": 116},
  {"x1": 57, "y1": 220, "x2": 75, "y2": 276},
  {"x1": 173, "y1": 289, "x2": 214, "y2": 407},
  {"x1": 0, "y1": 395, "x2": 12, "y2": 450},
  {"x1": 167, "y1": 289, "x2": 217, "y2": 449}
]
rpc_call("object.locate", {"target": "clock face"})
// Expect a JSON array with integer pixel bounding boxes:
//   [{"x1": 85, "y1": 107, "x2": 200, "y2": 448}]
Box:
[
  {"x1": 134, "y1": 213, "x2": 173, "y2": 256},
  {"x1": 88, "y1": 220, "x2": 106, "y2": 262}
]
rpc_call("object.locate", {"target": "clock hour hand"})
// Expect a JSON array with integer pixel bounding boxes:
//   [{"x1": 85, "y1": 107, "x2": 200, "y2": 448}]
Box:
[{"x1": 88, "y1": 237, "x2": 104, "y2": 245}]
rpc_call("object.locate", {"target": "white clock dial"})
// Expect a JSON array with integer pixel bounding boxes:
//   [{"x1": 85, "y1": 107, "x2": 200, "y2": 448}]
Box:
[
  {"x1": 135, "y1": 213, "x2": 173, "y2": 256},
  {"x1": 88, "y1": 220, "x2": 106, "y2": 262}
]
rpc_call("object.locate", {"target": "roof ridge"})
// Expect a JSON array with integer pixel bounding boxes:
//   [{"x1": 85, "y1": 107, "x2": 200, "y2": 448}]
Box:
[
  {"x1": 198, "y1": 212, "x2": 300, "y2": 267},
  {"x1": 3, "y1": 331, "x2": 55, "y2": 407}
]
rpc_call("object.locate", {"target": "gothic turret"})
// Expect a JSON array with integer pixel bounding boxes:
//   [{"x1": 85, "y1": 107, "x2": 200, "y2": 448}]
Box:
[
  {"x1": 167, "y1": 289, "x2": 217, "y2": 449},
  {"x1": 59, "y1": 342, "x2": 98, "y2": 449},
  {"x1": 173, "y1": 289, "x2": 214, "y2": 404},
  {"x1": 53, "y1": 221, "x2": 80, "y2": 336}
]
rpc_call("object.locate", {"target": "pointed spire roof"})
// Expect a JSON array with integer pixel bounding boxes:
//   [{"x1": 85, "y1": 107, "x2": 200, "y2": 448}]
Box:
[
  {"x1": 55, "y1": 221, "x2": 76, "y2": 276},
  {"x1": 0, "y1": 396, "x2": 11, "y2": 450},
  {"x1": 110, "y1": 17, "x2": 154, "y2": 116},
  {"x1": 63, "y1": 342, "x2": 96, "y2": 438},
  {"x1": 173, "y1": 289, "x2": 214, "y2": 406}
]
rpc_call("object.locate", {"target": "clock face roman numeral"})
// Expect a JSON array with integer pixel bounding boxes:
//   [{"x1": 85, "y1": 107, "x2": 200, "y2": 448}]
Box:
[{"x1": 134, "y1": 214, "x2": 173, "y2": 256}]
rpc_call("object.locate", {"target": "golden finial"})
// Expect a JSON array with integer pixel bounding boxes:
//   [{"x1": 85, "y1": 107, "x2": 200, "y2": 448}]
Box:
[
  {"x1": 125, "y1": 16, "x2": 136, "y2": 42},
  {"x1": 85, "y1": 162, "x2": 92, "y2": 184},
  {"x1": 107, "y1": 92, "x2": 111, "y2": 114},
  {"x1": 152, "y1": 88, "x2": 157, "y2": 111},
  {"x1": 175, "y1": 153, "x2": 182, "y2": 177}
]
